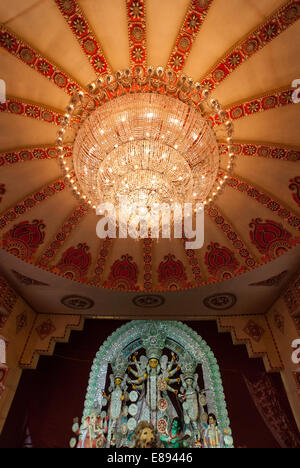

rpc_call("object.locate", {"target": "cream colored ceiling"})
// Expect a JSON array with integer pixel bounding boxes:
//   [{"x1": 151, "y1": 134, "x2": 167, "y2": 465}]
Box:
[{"x1": 0, "y1": 0, "x2": 299, "y2": 317}]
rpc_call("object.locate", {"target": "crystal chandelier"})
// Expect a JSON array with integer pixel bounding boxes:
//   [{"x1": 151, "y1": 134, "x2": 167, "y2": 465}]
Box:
[{"x1": 57, "y1": 67, "x2": 234, "y2": 219}]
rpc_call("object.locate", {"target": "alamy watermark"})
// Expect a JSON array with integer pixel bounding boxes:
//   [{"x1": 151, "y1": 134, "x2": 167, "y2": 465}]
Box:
[
  {"x1": 0, "y1": 337, "x2": 6, "y2": 365},
  {"x1": 0, "y1": 79, "x2": 6, "y2": 104},
  {"x1": 292, "y1": 79, "x2": 300, "y2": 104},
  {"x1": 291, "y1": 338, "x2": 300, "y2": 365},
  {"x1": 96, "y1": 196, "x2": 204, "y2": 249}
]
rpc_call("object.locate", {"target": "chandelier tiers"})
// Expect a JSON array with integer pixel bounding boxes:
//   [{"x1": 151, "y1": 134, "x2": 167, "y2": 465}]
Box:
[{"x1": 57, "y1": 67, "x2": 234, "y2": 216}]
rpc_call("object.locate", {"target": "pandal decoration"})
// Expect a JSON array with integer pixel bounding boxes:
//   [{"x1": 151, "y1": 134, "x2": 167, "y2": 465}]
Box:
[{"x1": 71, "y1": 321, "x2": 234, "y2": 448}]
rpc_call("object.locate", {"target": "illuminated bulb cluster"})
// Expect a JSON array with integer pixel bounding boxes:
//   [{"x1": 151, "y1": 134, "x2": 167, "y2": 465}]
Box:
[{"x1": 57, "y1": 67, "x2": 234, "y2": 213}]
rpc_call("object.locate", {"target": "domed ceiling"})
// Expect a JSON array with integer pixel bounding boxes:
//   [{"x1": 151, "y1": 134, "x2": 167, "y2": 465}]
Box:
[{"x1": 0, "y1": 0, "x2": 300, "y2": 318}]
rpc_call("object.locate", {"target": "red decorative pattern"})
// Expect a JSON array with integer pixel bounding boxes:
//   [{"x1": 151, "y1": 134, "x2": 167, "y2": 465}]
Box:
[
  {"x1": 243, "y1": 319, "x2": 265, "y2": 343},
  {"x1": 249, "y1": 218, "x2": 300, "y2": 261},
  {"x1": 219, "y1": 142, "x2": 300, "y2": 162},
  {"x1": 89, "y1": 239, "x2": 112, "y2": 286},
  {"x1": 0, "y1": 98, "x2": 65, "y2": 127},
  {"x1": 143, "y1": 238, "x2": 152, "y2": 291},
  {"x1": 127, "y1": 0, "x2": 147, "y2": 71},
  {"x1": 16, "y1": 312, "x2": 28, "y2": 333},
  {"x1": 289, "y1": 176, "x2": 300, "y2": 208},
  {"x1": 36, "y1": 203, "x2": 89, "y2": 268},
  {"x1": 55, "y1": 0, "x2": 111, "y2": 75},
  {"x1": 244, "y1": 374, "x2": 300, "y2": 448},
  {"x1": 184, "y1": 241, "x2": 204, "y2": 286},
  {"x1": 167, "y1": 0, "x2": 213, "y2": 71},
  {"x1": 206, "y1": 205, "x2": 259, "y2": 269},
  {"x1": 0, "y1": 25, "x2": 84, "y2": 95},
  {"x1": 0, "y1": 181, "x2": 65, "y2": 231},
  {"x1": 36, "y1": 319, "x2": 56, "y2": 340},
  {"x1": 54, "y1": 242, "x2": 92, "y2": 282},
  {"x1": 1, "y1": 219, "x2": 46, "y2": 261},
  {"x1": 0, "y1": 146, "x2": 72, "y2": 167},
  {"x1": 214, "y1": 88, "x2": 294, "y2": 125},
  {"x1": 104, "y1": 254, "x2": 139, "y2": 291},
  {"x1": 158, "y1": 253, "x2": 192, "y2": 290},
  {"x1": 205, "y1": 242, "x2": 244, "y2": 281},
  {"x1": 0, "y1": 184, "x2": 6, "y2": 203},
  {"x1": 227, "y1": 176, "x2": 300, "y2": 229},
  {"x1": 200, "y1": 1, "x2": 300, "y2": 90},
  {"x1": 0, "y1": 275, "x2": 18, "y2": 329}
]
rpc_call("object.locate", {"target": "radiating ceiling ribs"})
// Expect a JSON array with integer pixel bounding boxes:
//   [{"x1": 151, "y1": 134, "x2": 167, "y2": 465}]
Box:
[
  {"x1": 0, "y1": 144, "x2": 73, "y2": 166},
  {"x1": 199, "y1": 0, "x2": 300, "y2": 91},
  {"x1": 181, "y1": 237, "x2": 205, "y2": 287},
  {"x1": 54, "y1": 0, "x2": 112, "y2": 76},
  {"x1": 0, "y1": 24, "x2": 86, "y2": 95},
  {"x1": 126, "y1": 0, "x2": 147, "y2": 71},
  {"x1": 35, "y1": 202, "x2": 89, "y2": 268},
  {"x1": 219, "y1": 140, "x2": 300, "y2": 162},
  {"x1": 206, "y1": 203, "x2": 261, "y2": 268},
  {"x1": 89, "y1": 238, "x2": 113, "y2": 286},
  {"x1": 0, "y1": 179, "x2": 66, "y2": 230},
  {"x1": 226, "y1": 174, "x2": 300, "y2": 231},
  {"x1": 166, "y1": 0, "x2": 214, "y2": 72},
  {"x1": 222, "y1": 85, "x2": 295, "y2": 122},
  {"x1": 0, "y1": 96, "x2": 66, "y2": 126}
]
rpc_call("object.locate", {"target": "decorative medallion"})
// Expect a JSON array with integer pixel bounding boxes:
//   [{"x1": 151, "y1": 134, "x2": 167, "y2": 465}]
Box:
[
  {"x1": 1, "y1": 220, "x2": 46, "y2": 261},
  {"x1": 205, "y1": 242, "x2": 243, "y2": 281},
  {"x1": 157, "y1": 418, "x2": 167, "y2": 434},
  {"x1": 104, "y1": 254, "x2": 139, "y2": 291},
  {"x1": 36, "y1": 319, "x2": 56, "y2": 340},
  {"x1": 249, "y1": 271, "x2": 288, "y2": 287},
  {"x1": 132, "y1": 294, "x2": 165, "y2": 308},
  {"x1": 203, "y1": 293, "x2": 237, "y2": 310},
  {"x1": 61, "y1": 295, "x2": 94, "y2": 310},
  {"x1": 54, "y1": 243, "x2": 92, "y2": 282},
  {"x1": 158, "y1": 398, "x2": 168, "y2": 412},
  {"x1": 127, "y1": 417, "x2": 137, "y2": 431},
  {"x1": 128, "y1": 403, "x2": 138, "y2": 416},
  {"x1": 158, "y1": 254, "x2": 192, "y2": 290},
  {"x1": 243, "y1": 320, "x2": 265, "y2": 343},
  {"x1": 249, "y1": 218, "x2": 299, "y2": 261},
  {"x1": 129, "y1": 390, "x2": 138, "y2": 402}
]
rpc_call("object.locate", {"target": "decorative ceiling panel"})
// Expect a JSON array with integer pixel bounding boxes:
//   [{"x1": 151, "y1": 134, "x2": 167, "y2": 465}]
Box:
[{"x1": 0, "y1": 0, "x2": 299, "y2": 310}]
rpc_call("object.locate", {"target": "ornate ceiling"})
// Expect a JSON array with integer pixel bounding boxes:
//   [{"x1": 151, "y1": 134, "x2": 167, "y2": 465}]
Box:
[{"x1": 0, "y1": 0, "x2": 300, "y2": 317}]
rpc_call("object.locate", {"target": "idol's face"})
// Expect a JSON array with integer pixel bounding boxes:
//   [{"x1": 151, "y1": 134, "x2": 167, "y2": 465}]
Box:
[
  {"x1": 186, "y1": 378, "x2": 193, "y2": 386},
  {"x1": 209, "y1": 416, "x2": 216, "y2": 426},
  {"x1": 149, "y1": 358, "x2": 158, "y2": 368},
  {"x1": 115, "y1": 378, "x2": 122, "y2": 385}
]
